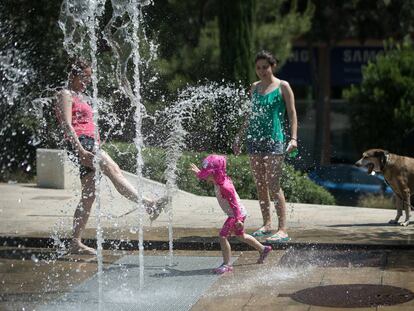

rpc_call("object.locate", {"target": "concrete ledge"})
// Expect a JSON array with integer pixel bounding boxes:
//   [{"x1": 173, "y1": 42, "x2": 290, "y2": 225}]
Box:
[
  {"x1": 36, "y1": 148, "x2": 78, "y2": 189},
  {"x1": 2, "y1": 235, "x2": 414, "y2": 252}
]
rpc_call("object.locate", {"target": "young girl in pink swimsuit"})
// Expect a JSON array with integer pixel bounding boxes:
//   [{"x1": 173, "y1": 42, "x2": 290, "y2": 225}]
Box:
[{"x1": 191, "y1": 155, "x2": 272, "y2": 274}]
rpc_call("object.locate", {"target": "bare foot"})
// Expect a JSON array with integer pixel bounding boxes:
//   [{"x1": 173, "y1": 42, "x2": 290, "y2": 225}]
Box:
[
  {"x1": 148, "y1": 197, "x2": 168, "y2": 222},
  {"x1": 70, "y1": 240, "x2": 97, "y2": 255}
]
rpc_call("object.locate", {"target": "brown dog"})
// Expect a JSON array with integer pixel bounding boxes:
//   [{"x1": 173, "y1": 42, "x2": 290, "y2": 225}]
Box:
[{"x1": 355, "y1": 149, "x2": 414, "y2": 226}]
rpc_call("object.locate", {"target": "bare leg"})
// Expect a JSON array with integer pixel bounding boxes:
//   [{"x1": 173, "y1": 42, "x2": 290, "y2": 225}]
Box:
[
  {"x1": 100, "y1": 151, "x2": 154, "y2": 208},
  {"x1": 266, "y1": 155, "x2": 288, "y2": 237},
  {"x1": 219, "y1": 236, "x2": 232, "y2": 265},
  {"x1": 70, "y1": 172, "x2": 96, "y2": 254},
  {"x1": 250, "y1": 155, "x2": 272, "y2": 231},
  {"x1": 237, "y1": 234, "x2": 265, "y2": 252}
]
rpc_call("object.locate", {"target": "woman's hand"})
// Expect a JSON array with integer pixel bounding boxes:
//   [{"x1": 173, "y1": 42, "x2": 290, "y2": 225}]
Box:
[
  {"x1": 286, "y1": 138, "x2": 298, "y2": 153},
  {"x1": 79, "y1": 148, "x2": 95, "y2": 168},
  {"x1": 189, "y1": 163, "x2": 200, "y2": 175}
]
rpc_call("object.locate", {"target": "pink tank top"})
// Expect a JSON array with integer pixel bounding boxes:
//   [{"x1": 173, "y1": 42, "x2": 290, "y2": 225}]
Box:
[{"x1": 71, "y1": 95, "x2": 95, "y2": 138}]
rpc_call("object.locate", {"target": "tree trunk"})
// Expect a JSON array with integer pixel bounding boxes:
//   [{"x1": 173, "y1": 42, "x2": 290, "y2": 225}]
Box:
[
  {"x1": 215, "y1": 0, "x2": 255, "y2": 152},
  {"x1": 313, "y1": 44, "x2": 331, "y2": 165},
  {"x1": 218, "y1": 0, "x2": 255, "y2": 84}
]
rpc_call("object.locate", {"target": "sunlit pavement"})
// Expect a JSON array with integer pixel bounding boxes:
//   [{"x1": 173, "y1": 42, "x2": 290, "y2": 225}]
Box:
[
  {"x1": 2, "y1": 182, "x2": 414, "y2": 310},
  {"x1": 192, "y1": 249, "x2": 414, "y2": 311},
  {"x1": 1, "y1": 182, "x2": 414, "y2": 246}
]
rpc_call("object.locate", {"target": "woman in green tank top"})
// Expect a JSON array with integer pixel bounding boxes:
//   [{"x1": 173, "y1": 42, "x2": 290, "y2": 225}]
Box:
[{"x1": 233, "y1": 51, "x2": 298, "y2": 243}]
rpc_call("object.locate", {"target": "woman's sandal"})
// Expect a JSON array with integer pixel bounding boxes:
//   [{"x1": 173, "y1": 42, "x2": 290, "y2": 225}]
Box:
[
  {"x1": 265, "y1": 233, "x2": 290, "y2": 243},
  {"x1": 252, "y1": 229, "x2": 273, "y2": 237}
]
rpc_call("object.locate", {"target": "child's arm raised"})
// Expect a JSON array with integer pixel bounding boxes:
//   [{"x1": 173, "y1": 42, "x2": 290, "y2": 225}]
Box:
[{"x1": 189, "y1": 163, "x2": 200, "y2": 175}]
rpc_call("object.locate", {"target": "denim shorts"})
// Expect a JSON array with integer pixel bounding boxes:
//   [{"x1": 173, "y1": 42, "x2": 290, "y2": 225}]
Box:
[
  {"x1": 66, "y1": 135, "x2": 96, "y2": 179},
  {"x1": 246, "y1": 139, "x2": 285, "y2": 155}
]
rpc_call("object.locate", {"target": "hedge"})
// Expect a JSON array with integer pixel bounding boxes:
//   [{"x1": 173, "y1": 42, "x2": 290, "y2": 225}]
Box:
[{"x1": 103, "y1": 142, "x2": 336, "y2": 205}]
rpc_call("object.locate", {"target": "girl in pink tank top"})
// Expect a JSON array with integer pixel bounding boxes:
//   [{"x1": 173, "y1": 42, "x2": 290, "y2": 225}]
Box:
[
  {"x1": 56, "y1": 59, "x2": 167, "y2": 255},
  {"x1": 70, "y1": 94, "x2": 95, "y2": 138}
]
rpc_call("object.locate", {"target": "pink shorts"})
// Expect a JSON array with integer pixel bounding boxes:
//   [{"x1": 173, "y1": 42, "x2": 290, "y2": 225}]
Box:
[{"x1": 219, "y1": 216, "x2": 246, "y2": 237}]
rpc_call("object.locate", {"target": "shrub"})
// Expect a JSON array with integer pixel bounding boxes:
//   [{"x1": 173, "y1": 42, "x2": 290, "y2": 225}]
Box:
[
  {"x1": 103, "y1": 142, "x2": 336, "y2": 205},
  {"x1": 344, "y1": 41, "x2": 414, "y2": 154}
]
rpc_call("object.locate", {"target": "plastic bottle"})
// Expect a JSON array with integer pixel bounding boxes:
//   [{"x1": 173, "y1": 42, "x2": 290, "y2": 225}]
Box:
[{"x1": 286, "y1": 142, "x2": 298, "y2": 159}]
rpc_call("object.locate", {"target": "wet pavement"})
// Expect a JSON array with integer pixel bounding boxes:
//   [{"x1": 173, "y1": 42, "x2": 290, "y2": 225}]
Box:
[
  {"x1": 2, "y1": 181, "x2": 414, "y2": 310},
  {"x1": 191, "y1": 248, "x2": 414, "y2": 311},
  {"x1": 2, "y1": 247, "x2": 414, "y2": 310}
]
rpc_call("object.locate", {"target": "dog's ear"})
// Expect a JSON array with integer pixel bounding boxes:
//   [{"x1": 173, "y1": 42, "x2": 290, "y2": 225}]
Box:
[
  {"x1": 373, "y1": 149, "x2": 389, "y2": 169},
  {"x1": 372, "y1": 149, "x2": 386, "y2": 157}
]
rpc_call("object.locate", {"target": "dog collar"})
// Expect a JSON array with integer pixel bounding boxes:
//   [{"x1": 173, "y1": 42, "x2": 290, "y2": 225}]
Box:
[{"x1": 381, "y1": 152, "x2": 390, "y2": 170}]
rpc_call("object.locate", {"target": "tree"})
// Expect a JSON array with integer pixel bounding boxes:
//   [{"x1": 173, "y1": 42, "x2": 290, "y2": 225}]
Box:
[
  {"x1": 218, "y1": 0, "x2": 255, "y2": 85},
  {"x1": 144, "y1": 0, "x2": 313, "y2": 153},
  {"x1": 344, "y1": 41, "x2": 414, "y2": 154},
  {"x1": 305, "y1": 0, "x2": 414, "y2": 165},
  {"x1": 255, "y1": 0, "x2": 313, "y2": 65},
  {"x1": 214, "y1": 0, "x2": 255, "y2": 152},
  {"x1": 0, "y1": 0, "x2": 66, "y2": 180}
]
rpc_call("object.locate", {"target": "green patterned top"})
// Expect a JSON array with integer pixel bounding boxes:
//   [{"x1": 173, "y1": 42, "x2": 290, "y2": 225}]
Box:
[{"x1": 247, "y1": 86, "x2": 286, "y2": 142}]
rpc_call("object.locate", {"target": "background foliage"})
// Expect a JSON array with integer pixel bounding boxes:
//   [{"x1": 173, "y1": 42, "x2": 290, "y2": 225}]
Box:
[
  {"x1": 344, "y1": 41, "x2": 414, "y2": 155},
  {"x1": 1, "y1": 0, "x2": 414, "y2": 209},
  {"x1": 103, "y1": 142, "x2": 336, "y2": 205}
]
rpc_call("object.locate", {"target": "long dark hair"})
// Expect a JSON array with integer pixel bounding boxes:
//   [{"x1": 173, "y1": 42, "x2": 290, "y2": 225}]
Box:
[{"x1": 254, "y1": 50, "x2": 278, "y2": 66}]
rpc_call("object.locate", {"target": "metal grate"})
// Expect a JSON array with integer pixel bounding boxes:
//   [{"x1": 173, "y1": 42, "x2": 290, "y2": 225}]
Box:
[
  {"x1": 290, "y1": 284, "x2": 414, "y2": 308},
  {"x1": 38, "y1": 255, "x2": 225, "y2": 311}
]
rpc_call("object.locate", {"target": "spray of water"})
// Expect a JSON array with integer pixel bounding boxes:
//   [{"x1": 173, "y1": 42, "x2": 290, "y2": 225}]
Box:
[
  {"x1": 59, "y1": 0, "x2": 157, "y2": 294},
  {"x1": 101, "y1": 0, "x2": 154, "y2": 290},
  {"x1": 0, "y1": 18, "x2": 41, "y2": 177},
  {"x1": 59, "y1": 0, "x2": 106, "y2": 307},
  {"x1": 158, "y1": 82, "x2": 249, "y2": 264}
]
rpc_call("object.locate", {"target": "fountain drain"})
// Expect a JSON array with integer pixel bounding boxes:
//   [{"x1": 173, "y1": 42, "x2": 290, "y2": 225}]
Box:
[{"x1": 288, "y1": 284, "x2": 414, "y2": 308}]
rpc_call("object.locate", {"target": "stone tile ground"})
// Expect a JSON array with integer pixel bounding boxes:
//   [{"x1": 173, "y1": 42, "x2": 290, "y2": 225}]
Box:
[{"x1": 2, "y1": 182, "x2": 414, "y2": 310}]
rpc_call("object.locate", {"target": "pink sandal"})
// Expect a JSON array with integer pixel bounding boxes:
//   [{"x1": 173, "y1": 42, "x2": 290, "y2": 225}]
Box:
[
  {"x1": 213, "y1": 264, "x2": 233, "y2": 274},
  {"x1": 257, "y1": 245, "x2": 272, "y2": 264}
]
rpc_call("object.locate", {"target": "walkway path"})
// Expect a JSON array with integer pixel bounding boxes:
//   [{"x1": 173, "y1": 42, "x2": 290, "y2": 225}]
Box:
[{"x1": 2, "y1": 175, "x2": 414, "y2": 310}]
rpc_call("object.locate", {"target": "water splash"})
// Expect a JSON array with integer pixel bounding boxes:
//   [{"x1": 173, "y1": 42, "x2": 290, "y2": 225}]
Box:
[
  {"x1": 159, "y1": 82, "x2": 249, "y2": 265},
  {"x1": 59, "y1": 0, "x2": 106, "y2": 307},
  {"x1": 207, "y1": 263, "x2": 314, "y2": 297},
  {"x1": 102, "y1": 0, "x2": 154, "y2": 290},
  {"x1": 0, "y1": 18, "x2": 41, "y2": 177},
  {"x1": 59, "y1": 0, "x2": 157, "y2": 293}
]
